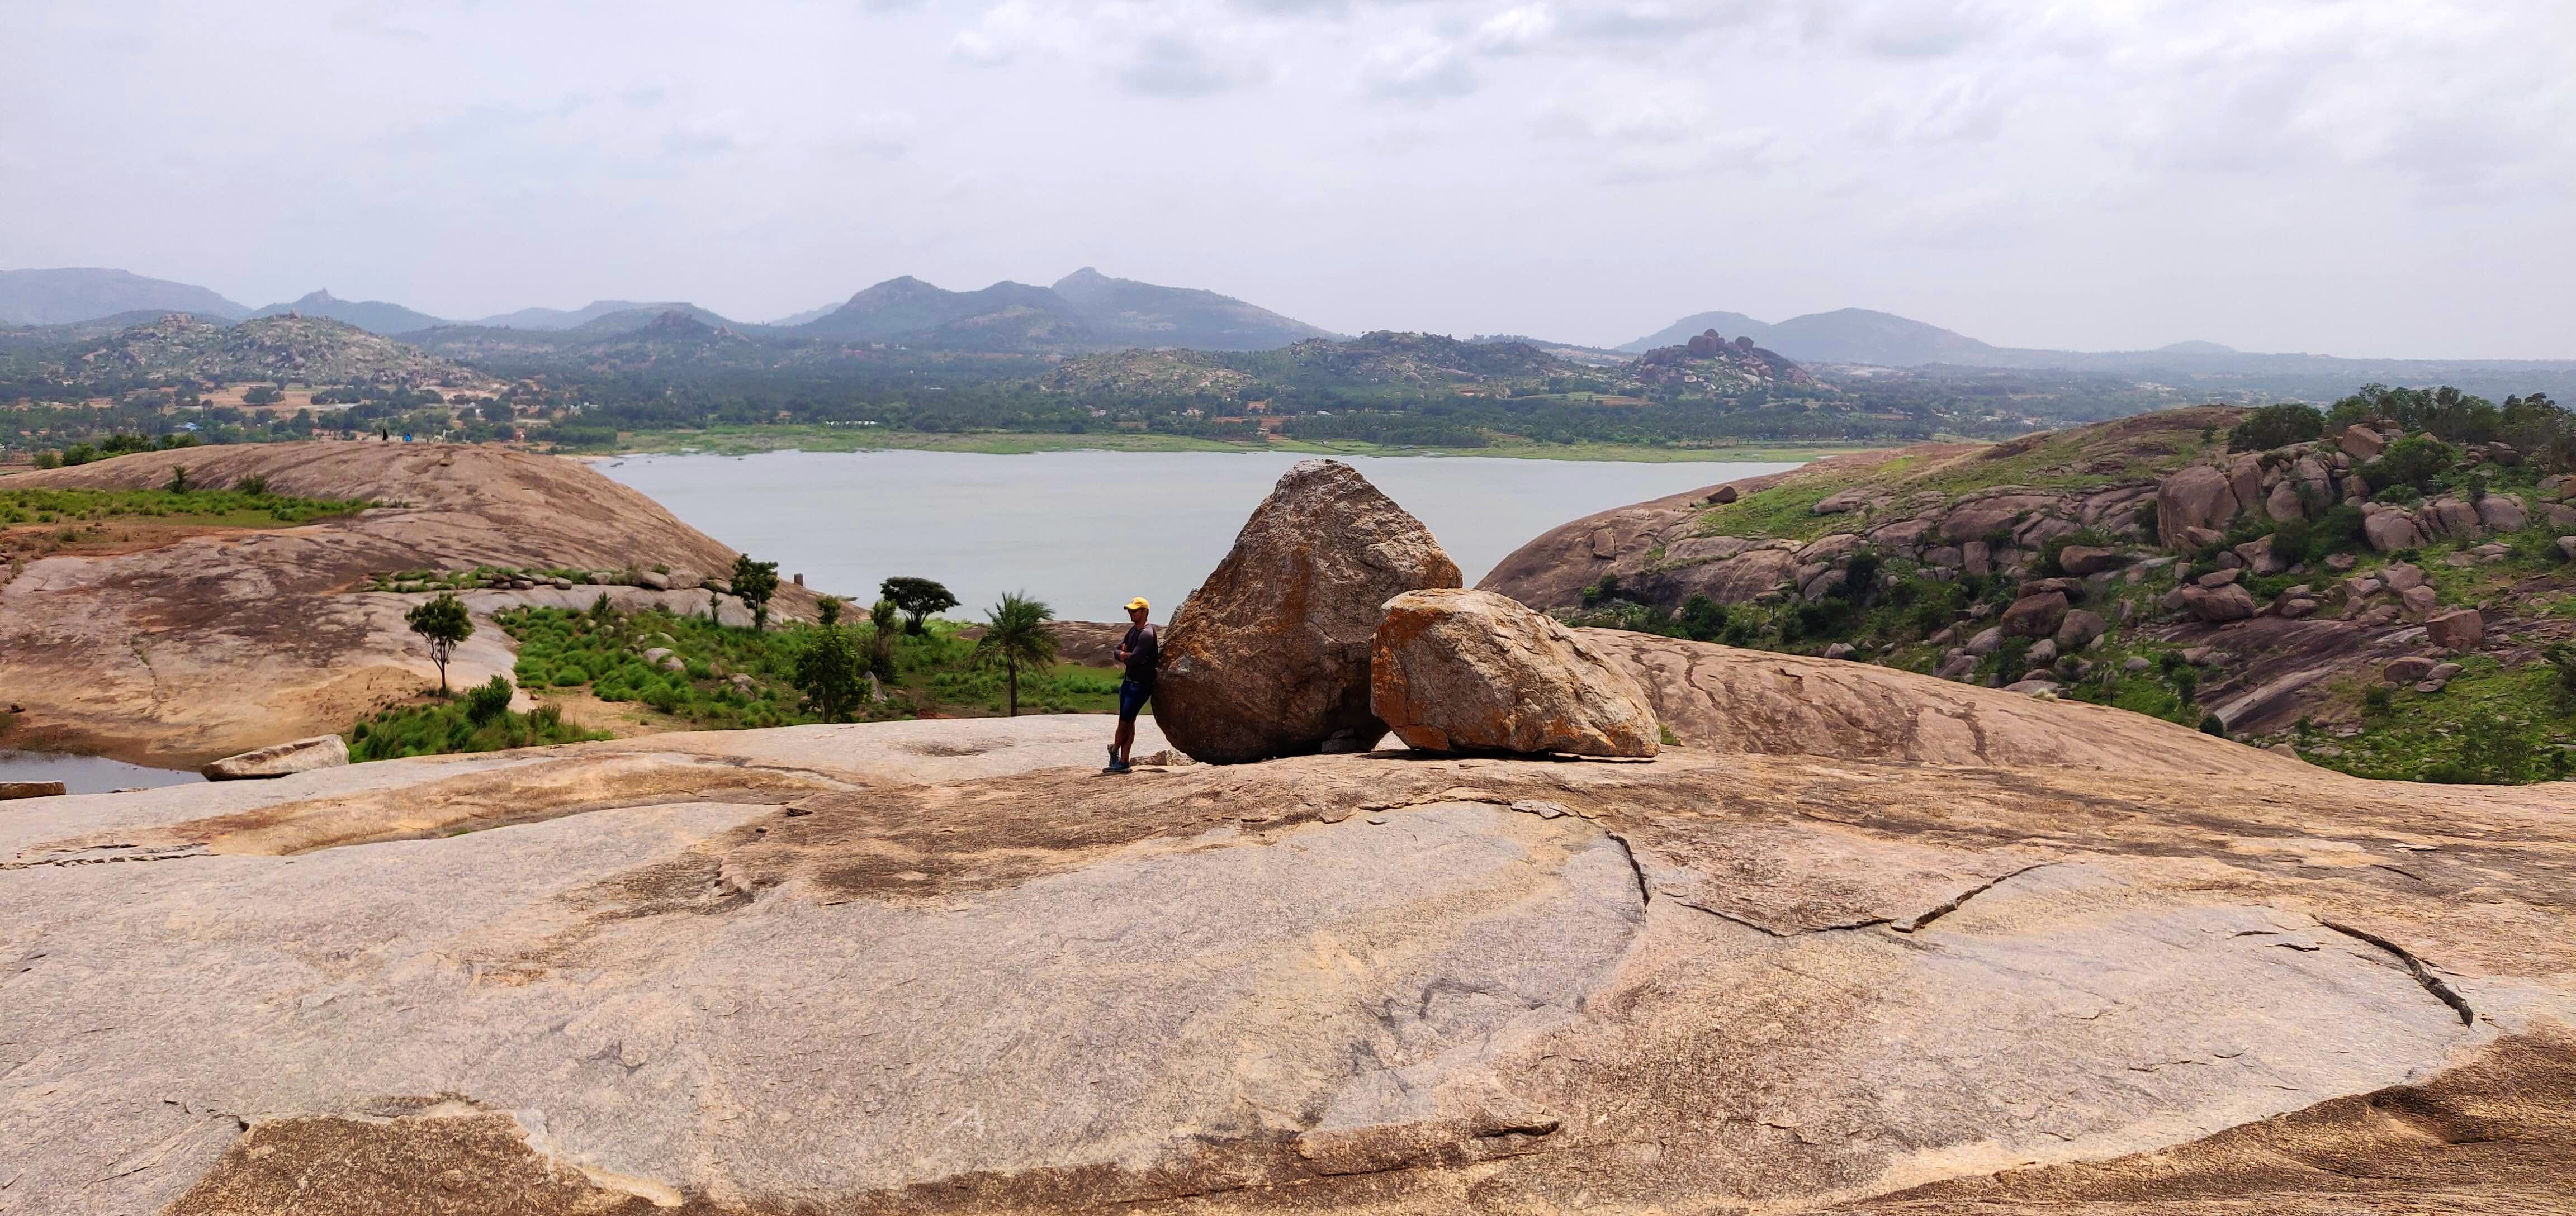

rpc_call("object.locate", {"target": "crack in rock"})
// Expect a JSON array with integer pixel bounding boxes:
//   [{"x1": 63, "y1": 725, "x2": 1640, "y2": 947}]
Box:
[
  {"x1": 1892, "y1": 862, "x2": 2061, "y2": 934},
  {"x1": 2318, "y1": 919, "x2": 2476, "y2": 1027}
]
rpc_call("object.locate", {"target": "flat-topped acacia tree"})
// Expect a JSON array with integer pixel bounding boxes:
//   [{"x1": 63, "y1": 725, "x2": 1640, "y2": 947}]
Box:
[
  {"x1": 404, "y1": 592, "x2": 473, "y2": 695},
  {"x1": 880, "y1": 576, "x2": 958, "y2": 635}
]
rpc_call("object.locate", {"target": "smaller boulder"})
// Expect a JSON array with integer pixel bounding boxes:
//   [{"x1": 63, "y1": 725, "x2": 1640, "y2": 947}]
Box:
[
  {"x1": 2384, "y1": 656, "x2": 2436, "y2": 682},
  {"x1": 2428, "y1": 662, "x2": 2464, "y2": 682},
  {"x1": 1935, "y1": 653, "x2": 1977, "y2": 682},
  {"x1": 2001, "y1": 591, "x2": 2069, "y2": 639},
  {"x1": 2196, "y1": 568, "x2": 2242, "y2": 588},
  {"x1": 2123, "y1": 656, "x2": 2152, "y2": 672},
  {"x1": 2559, "y1": 536, "x2": 2576, "y2": 562},
  {"x1": 2027, "y1": 639, "x2": 2059, "y2": 665},
  {"x1": 2476, "y1": 495, "x2": 2528, "y2": 531},
  {"x1": 1370, "y1": 589, "x2": 1659, "y2": 758},
  {"x1": 1821, "y1": 643, "x2": 1855, "y2": 661},
  {"x1": 2426, "y1": 609, "x2": 2484, "y2": 651},
  {"x1": 2054, "y1": 610, "x2": 2108, "y2": 650},
  {"x1": 2324, "y1": 553, "x2": 2357, "y2": 571},
  {"x1": 2339, "y1": 425, "x2": 2387, "y2": 459},
  {"x1": 2277, "y1": 598, "x2": 2318, "y2": 619},
  {"x1": 0, "y1": 781, "x2": 67, "y2": 801},
  {"x1": 2399, "y1": 585, "x2": 2438, "y2": 618},
  {"x1": 1706, "y1": 485, "x2": 1739, "y2": 505},
  {"x1": 2381, "y1": 562, "x2": 2426, "y2": 591},
  {"x1": 637, "y1": 570, "x2": 673, "y2": 591},
  {"x1": 202, "y1": 735, "x2": 352, "y2": 781},
  {"x1": 2181, "y1": 584, "x2": 2258, "y2": 623},
  {"x1": 2054, "y1": 545, "x2": 2129, "y2": 576},
  {"x1": 1964, "y1": 625, "x2": 2005, "y2": 657},
  {"x1": 2363, "y1": 510, "x2": 2425, "y2": 553}
]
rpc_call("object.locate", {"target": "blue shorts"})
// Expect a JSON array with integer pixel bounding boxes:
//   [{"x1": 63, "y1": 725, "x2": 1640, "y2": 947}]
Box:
[{"x1": 1117, "y1": 678, "x2": 1153, "y2": 720}]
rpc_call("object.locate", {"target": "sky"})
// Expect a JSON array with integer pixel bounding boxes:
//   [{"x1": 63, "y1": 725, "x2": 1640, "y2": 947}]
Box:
[{"x1": 3, "y1": 0, "x2": 2569, "y2": 358}]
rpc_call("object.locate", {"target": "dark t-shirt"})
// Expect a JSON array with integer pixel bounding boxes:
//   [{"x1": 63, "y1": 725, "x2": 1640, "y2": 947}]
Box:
[{"x1": 1121, "y1": 623, "x2": 1159, "y2": 683}]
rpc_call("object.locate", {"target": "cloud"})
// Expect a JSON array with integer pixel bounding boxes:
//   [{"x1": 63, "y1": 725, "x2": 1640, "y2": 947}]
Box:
[
  {"x1": 1359, "y1": 32, "x2": 1478, "y2": 102},
  {"x1": 1472, "y1": 6, "x2": 1556, "y2": 54},
  {"x1": 949, "y1": 1, "x2": 1038, "y2": 66},
  {"x1": 1117, "y1": 32, "x2": 1261, "y2": 97},
  {"x1": 660, "y1": 127, "x2": 737, "y2": 159},
  {"x1": 1853, "y1": 75, "x2": 2004, "y2": 145}
]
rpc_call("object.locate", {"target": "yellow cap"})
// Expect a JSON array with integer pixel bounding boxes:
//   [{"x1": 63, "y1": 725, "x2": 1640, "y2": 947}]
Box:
[{"x1": 1125, "y1": 597, "x2": 1150, "y2": 611}]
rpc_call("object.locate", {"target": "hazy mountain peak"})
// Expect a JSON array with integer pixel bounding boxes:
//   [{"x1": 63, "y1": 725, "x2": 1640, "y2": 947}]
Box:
[
  {"x1": 2157, "y1": 339, "x2": 2238, "y2": 354},
  {"x1": 0, "y1": 267, "x2": 251, "y2": 327},
  {"x1": 252, "y1": 289, "x2": 448, "y2": 336}
]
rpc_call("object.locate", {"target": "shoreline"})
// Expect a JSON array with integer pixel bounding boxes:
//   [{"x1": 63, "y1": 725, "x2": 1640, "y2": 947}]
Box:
[{"x1": 591, "y1": 426, "x2": 1877, "y2": 464}]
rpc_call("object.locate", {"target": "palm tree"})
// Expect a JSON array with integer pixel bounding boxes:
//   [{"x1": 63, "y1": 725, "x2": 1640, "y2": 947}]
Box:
[{"x1": 973, "y1": 592, "x2": 1058, "y2": 716}]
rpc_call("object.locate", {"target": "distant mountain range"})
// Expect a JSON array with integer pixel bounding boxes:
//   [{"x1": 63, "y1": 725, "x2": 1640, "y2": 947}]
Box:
[
  {"x1": 0, "y1": 266, "x2": 1335, "y2": 353},
  {"x1": 0, "y1": 268, "x2": 250, "y2": 326},
  {"x1": 1618, "y1": 308, "x2": 2576, "y2": 384}
]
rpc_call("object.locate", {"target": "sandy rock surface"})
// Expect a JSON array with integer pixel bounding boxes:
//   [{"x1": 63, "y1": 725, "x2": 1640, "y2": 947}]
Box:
[
  {"x1": 0, "y1": 443, "x2": 814, "y2": 764},
  {"x1": 3, "y1": 709, "x2": 2570, "y2": 1215},
  {"x1": 1155, "y1": 460, "x2": 1460, "y2": 764},
  {"x1": 1370, "y1": 588, "x2": 1659, "y2": 757}
]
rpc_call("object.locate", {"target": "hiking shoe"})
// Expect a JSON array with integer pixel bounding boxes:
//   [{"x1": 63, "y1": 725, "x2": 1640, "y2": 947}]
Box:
[{"x1": 1103, "y1": 760, "x2": 1133, "y2": 775}]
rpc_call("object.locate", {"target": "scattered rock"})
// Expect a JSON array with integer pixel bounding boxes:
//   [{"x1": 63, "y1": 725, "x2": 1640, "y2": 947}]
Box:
[
  {"x1": 1822, "y1": 642, "x2": 1855, "y2": 661},
  {"x1": 2324, "y1": 553, "x2": 2357, "y2": 571},
  {"x1": 1370, "y1": 588, "x2": 1660, "y2": 758},
  {"x1": 2156, "y1": 464, "x2": 2242, "y2": 548},
  {"x1": 2196, "y1": 568, "x2": 2242, "y2": 588},
  {"x1": 2027, "y1": 639, "x2": 2060, "y2": 665},
  {"x1": 2181, "y1": 584, "x2": 2258, "y2": 623},
  {"x1": 2559, "y1": 536, "x2": 2576, "y2": 562},
  {"x1": 2384, "y1": 657, "x2": 2436, "y2": 682},
  {"x1": 2054, "y1": 609, "x2": 2108, "y2": 650},
  {"x1": 2428, "y1": 662, "x2": 2464, "y2": 682},
  {"x1": 2338, "y1": 424, "x2": 2387, "y2": 459},
  {"x1": 2054, "y1": 545, "x2": 2129, "y2": 576},
  {"x1": 201, "y1": 734, "x2": 351, "y2": 781},
  {"x1": 637, "y1": 569, "x2": 672, "y2": 591},
  {"x1": 2381, "y1": 563, "x2": 2426, "y2": 592},
  {"x1": 1964, "y1": 626, "x2": 2004, "y2": 657},
  {"x1": 2426, "y1": 608, "x2": 2485, "y2": 651},
  {"x1": 2123, "y1": 656, "x2": 2152, "y2": 672},
  {"x1": 2363, "y1": 510, "x2": 2425, "y2": 553},
  {"x1": 2400, "y1": 585, "x2": 2440, "y2": 618},
  {"x1": 1935, "y1": 653, "x2": 1977, "y2": 681},
  {"x1": 1810, "y1": 488, "x2": 1869, "y2": 515},
  {"x1": 1706, "y1": 485, "x2": 1738, "y2": 505},
  {"x1": 0, "y1": 781, "x2": 67, "y2": 801},
  {"x1": 2477, "y1": 496, "x2": 2529, "y2": 531},
  {"x1": 2277, "y1": 598, "x2": 2318, "y2": 619},
  {"x1": 2001, "y1": 591, "x2": 2069, "y2": 639},
  {"x1": 2002, "y1": 678, "x2": 2059, "y2": 696}
]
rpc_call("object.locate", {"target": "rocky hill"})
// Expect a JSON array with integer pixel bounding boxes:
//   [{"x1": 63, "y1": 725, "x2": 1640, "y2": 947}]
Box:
[
  {"x1": 67, "y1": 313, "x2": 472, "y2": 387},
  {"x1": 1623, "y1": 327, "x2": 1815, "y2": 394},
  {"x1": 250, "y1": 289, "x2": 448, "y2": 336},
  {"x1": 798, "y1": 269, "x2": 1330, "y2": 353},
  {"x1": 3, "y1": 457, "x2": 2570, "y2": 1214},
  {"x1": 0, "y1": 442, "x2": 813, "y2": 764},
  {"x1": 1484, "y1": 402, "x2": 2576, "y2": 782}
]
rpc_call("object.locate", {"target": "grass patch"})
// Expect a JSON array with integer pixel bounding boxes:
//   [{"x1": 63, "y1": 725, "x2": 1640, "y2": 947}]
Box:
[
  {"x1": 499, "y1": 601, "x2": 1125, "y2": 727},
  {"x1": 2300, "y1": 656, "x2": 2576, "y2": 785},
  {"x1": 348, "y1": 678, "x2": 606, "y2": 761},
  {"x1": 0, "y1": 486, "x2": 374, "y2": 527}
]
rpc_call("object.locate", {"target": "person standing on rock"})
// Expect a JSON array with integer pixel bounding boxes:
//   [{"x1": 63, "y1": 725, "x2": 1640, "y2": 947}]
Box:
[{"x1": 1106, "y1": 596, "x2": 1157, "y2": 773}]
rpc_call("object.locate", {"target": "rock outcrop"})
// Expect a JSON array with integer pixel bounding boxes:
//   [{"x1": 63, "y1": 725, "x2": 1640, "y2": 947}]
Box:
[
  {"x1": 1155, "y1": 460, "x2": 1461, "y2": 763},
  {"x1": 6, "y1": 711, "x2": 2571, "y2": 1215},
  {"x1": 1, "y1": 442, "x2": 812, "y2": 765},
  {"x1": 1370, "y1": 588, "x2": 1659, "y2": 757},
  {"x1": 200, "y1": 734, "x2": 350, "y2": 780}
]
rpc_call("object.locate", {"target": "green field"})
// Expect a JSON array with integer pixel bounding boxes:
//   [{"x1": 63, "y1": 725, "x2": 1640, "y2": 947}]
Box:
[{"x1": 0, "y1": 485, "x2": 375, "y2": 527}]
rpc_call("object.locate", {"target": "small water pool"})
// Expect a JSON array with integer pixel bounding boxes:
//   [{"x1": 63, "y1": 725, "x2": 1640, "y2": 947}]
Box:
[{"x1": 0, "y1": 750, "x2": 206, "y2": 795}]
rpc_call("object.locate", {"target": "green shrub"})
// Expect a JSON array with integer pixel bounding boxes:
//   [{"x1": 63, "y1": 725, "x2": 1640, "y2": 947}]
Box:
[
  {"x1": 464, "y1": 675, "x2": 514, "y2": 723},
  {"x1": 2228, "y1": 404, "x2": 2324, "y2": 452},
  {"x1": 2362, "y1": 436, "x2": 2457, "y2": 496},
  {"x1": 2197, "y1": 713, "x2": 2228, "y2": 738}
]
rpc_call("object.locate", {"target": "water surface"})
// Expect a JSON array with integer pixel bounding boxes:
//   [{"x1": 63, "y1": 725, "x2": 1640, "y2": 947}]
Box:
[
  {"x1": 0, "y1": 750, "x2": 204, "y2": 795},
  {"x1": 602, "y1": 449, "x2": 1798, "y2": 621}
]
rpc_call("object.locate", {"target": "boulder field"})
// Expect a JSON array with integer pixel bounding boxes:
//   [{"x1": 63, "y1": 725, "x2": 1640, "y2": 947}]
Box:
[
  {"x1": 0, "y1": 442, "x2": 816, "y2": 765},
  {"x1": 6, "y1": 695, "x2": 2573, "y2": 1215}
]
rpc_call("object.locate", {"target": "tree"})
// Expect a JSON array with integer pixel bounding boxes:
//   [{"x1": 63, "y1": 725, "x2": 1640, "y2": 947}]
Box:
[
  {"x1": 404, "y1": 593, "x2": 474, "y2": 695},
  {"x1": 816, "y1": 595, "x2": 842, "y2": 627},
  {"x1": 972, "y1": 592, "x2": 1058, "y2": 716},
  {"x1": 731, "y1": 554, "x2": 780, "y2": 631},
  {"x1": 792, "y1": 621, "x2": 867, "y2": 722},
  {"x1": 868, "y1": 597, "x2": 900, "y2": 681},
  {"x1": 242, "y1": 385, "x2": 283, "y2": 406},
  {"x1": 880, "y1": 576, "x2": 959, "y2": 635},
  {"x1": 2227, "y1": 403, "x2": 2322, "y2": 452}
]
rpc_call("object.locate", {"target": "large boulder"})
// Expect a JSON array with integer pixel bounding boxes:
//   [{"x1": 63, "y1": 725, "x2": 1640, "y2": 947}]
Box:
[
  {"x1": 2054, "y1": 545, "x2": 2129, "y2": 576},
  {"x1": 1370, "y1": 589, "x2": 1659, "y2": 758},
  {"x1": 1157, "y1": 460, "x2": 1461, "y2": 763},
  {"x1": 2340, "y1": 424, "x2": 2388, "y2": 459},
  {"x1": 200, "y1": 734, "x2": 351, "y2": 781},
  {"x1": 2155, "y1": 465, "x2": 2242, "y2": 548},
  {"x1": 2477, "y1": 495, "x2": 2529, "y2": 531}
]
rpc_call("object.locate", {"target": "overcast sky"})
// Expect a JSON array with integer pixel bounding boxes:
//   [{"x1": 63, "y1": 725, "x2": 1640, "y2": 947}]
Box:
[{"x1": 4, "y1": 0, "x2": 2568, "y2": 357}]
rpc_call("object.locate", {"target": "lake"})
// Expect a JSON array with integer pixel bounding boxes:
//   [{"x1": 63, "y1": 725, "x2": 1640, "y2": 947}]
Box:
[
  {"x1": 601, "y1": 450, "x2": 1800, "y2": 623},
  {"x1": 0, "y1": 750, "x2": 204, "y2": 795}
]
